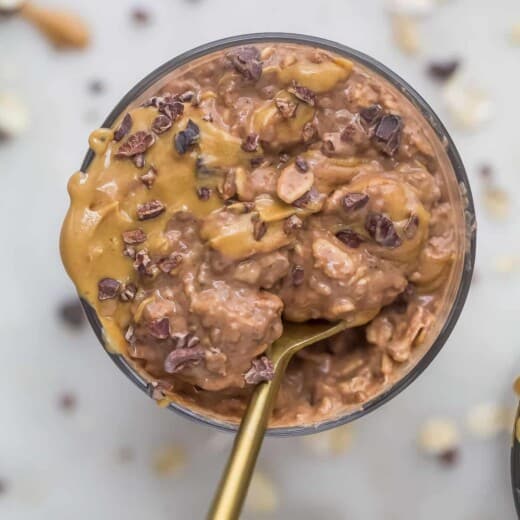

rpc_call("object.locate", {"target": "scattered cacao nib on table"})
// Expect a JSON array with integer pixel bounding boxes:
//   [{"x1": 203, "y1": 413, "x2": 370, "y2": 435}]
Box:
[
  {"x1": 58, "y1": 299, "x2": 86, "y2": 329},
  {"x1": 62, "y1": 42, "x2": 463, "y2": 427}
]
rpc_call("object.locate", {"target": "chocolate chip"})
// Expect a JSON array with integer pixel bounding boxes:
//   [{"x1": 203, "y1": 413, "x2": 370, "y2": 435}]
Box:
[
  {"x1": 241, "y1": 133, "x2": 259, "y2": 152},
  {"x1": 116, "y1": 131, "x2": 155, "y2": 157},
  {"x1": 149, "y1": 318, "x2": 170, "y2": 339},
  {"x1": 275, "y1": 97, "x2": 298, "y2": 118},
  {"x1": 226, "y1": 46, "x2": 263, "y2": 82},
  {"x1": 174, "y1": 119, "x2": 200, "y2": 154},
  {"x1": 131, "y1": 7, "x2": 150, "y2": 24},
  {"x1": 136, "y1": 199, "x2": 165, "y2": 220},
  {"x1": 140, "y1": 166, "x2": 157, "y2": 188},
  {"x1": 122, "y1": 228, "x2": 147, "y2": 245},
  {"x1": 438, "y1": 448, "x2": 459, "y2": 467},
  {"x1": 58, "y1": 392, "x2": 77, "y2": 412},
  {"x1": 252, "y1": 216, "x2": 267, "y2": 241},
  {"x1": 120, "y1": 283, "x2": 137, "y2": 302},
  {"x1": 152, "y1": 114, "x2": 173, "y2": 134},
  {"x1": 58, "y1": 299, "x2": 85, "y2": 329},
  {"x1": 160, "y1": 100, "x2": 184, "y2": 121},
  {"x1": 133, "y1": 153, "x2": 145, "y2": 168},
  {"x1": 427, "y1": 59, "x2": 460, "y2": 82},
  {"x1": 244, "y1": 356, "x2": 274, "y2": 385},
  {"x1": 283, "y1": 214, "x2": 303, "y2": 234},
  {"x1": 288, "y1": 83, "x2": 317, "y2": 106},
  {"x1": 164, "y1": 346, "x2": 205, "y2": 373},
  {"x1": 336, "y1": 229, "x2": 364, "y2": 248},
  {"x1": 114, "y1": 113, "x2": 133, "y2": 142},
  {"x1": 197, "y1": 186, "x2": 211, "y2": 201},
  {"x1": 302, "y1": 121, "x2": 317, "y2": 143},
  {"x1": 295, "y1": 156, "x2": 309, "y2": 173},
  {"x1": 359, "y1": 104, "x2": 383, "y2": 132},
  {"x1": 98, "y1": 278, "x2": 121, "y2": 300},
  {"x1": 374, "y1": 114, "x2": 402, "y2": 156},
  {"x1": 403, "y1": 214, "x2": 419, "y2": 239},
  {"x1": 158, "y1": 253, "x2": 183, "y2": 273},
  {"x1": 291, "y1": 265, "x2": 305, "y2": 286},
  {"x1": 342, "y1": 192, "x2": 369, "y2": 212},
  {"x1": 88, "y1": 79, "x2": 104, "y2": 95},
  {"x1": 365, "y1": 213, "x2": 402, "y2": 248}
]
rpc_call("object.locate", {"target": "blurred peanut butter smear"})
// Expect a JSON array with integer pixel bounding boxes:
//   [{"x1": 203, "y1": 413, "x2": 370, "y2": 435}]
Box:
[{"x1": 60, "y1": 42, "x2": 467, "y2": 428}]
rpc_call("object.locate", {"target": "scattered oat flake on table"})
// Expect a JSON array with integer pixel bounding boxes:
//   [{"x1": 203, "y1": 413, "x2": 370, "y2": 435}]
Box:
[
  {"x1": 386, "y1": 0, "x2": 435, "y2": 17},
  {"x1": 442, "y1": 76, "x2": 492, "y2": 130},
  {"x1": 152, "y1": 444, "x2": 186, "y2": 477},
  {"x1": 509, "y1": 22, "x2": 520, "y2": 45},
  {"x1": 245, "y1": 471, "x2": 278, "y2": 514},
  {"x1": 493, "y1": 255, "x2": 520, "y2": 274},
  {"x1": 466, "y1": 402, "x2": 511, "y2": 439},
  {"x1": 0, "y1": 92, "x2": 28, "y2": 140},
  {"x1": 392, "y1": 15, "x2": 421, "y2": 55},
  {"x1": 483, "y1": 185, "x2": 509, "y2": 220},
  {"x1": 302, "y1": 424, "x2": 355, "y2": 455},
  {"x1": 417, "y1": 418, "x2": 459, "y2": 455}
]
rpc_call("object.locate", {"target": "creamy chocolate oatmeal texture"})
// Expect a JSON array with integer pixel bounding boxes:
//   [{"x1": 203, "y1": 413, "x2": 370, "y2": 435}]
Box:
[{"x1": 61, "y1": 43, "x2": 465, "y2": 427}]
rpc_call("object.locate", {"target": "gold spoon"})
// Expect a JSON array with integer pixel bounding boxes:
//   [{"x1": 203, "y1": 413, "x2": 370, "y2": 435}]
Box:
[{"x1": 207, "y1": 320, "x2": 348, "y2": 520}]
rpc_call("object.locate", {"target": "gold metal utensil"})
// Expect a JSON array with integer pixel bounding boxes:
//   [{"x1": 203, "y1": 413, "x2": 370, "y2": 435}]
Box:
[{"x1": 207, "y1": 320, "x2": 348, "y2": 520}]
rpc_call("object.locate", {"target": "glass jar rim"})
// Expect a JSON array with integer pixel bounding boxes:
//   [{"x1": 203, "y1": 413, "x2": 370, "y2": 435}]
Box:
[{"x1": 79, "y1": 32, "x2": 477, "y2": 437}]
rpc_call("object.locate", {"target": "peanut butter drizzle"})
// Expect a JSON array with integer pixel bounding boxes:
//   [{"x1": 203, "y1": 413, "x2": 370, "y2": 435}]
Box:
[{"x1": 20, "y1": 2, "x2": 90, "y2": 49}]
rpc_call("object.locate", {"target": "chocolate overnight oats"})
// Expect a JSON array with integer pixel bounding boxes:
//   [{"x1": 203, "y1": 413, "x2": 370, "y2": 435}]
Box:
[{"x1": 61, "y1": 41, "x2": 467, "y2": 427}]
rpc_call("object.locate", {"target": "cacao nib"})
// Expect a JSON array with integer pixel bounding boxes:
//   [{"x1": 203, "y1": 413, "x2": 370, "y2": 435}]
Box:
[
  {"x1": 288, "y1": 83, "x2": 316, "y2": 106},
  {"x1": 244, "y1": 356, "x2": 274, "y2": 384},
  {"x1": 196, "y1": 186, "x2": 211, "y2": 201},
  {"x1": 226, "y1": 46, "x2": 263, "y2": 82},
  {"x1": 152, "y1": 114, "x2": 173, "y2": 134},
  {"x1": 119, "y1": 283, "x2": 137, "y2": 302},
  {"x1": 122, "y1": 228, "x2": 147, "y2": 245},
  {"x1": 342, "y1": 192, "x2": 369, "y2": 212},
  {"x1": 336, "y1": 229, "x2": 364, "y2": 248},
  {"x1": 174, "y1": 119, "x2": 200, "y2": 154},
  {"x1": 241, "y1": 133, "x2": 259, "y2": 152},
  {"x1": 58, "y1": 299, "x2": 85, "y2": 329},
  {"x1": 427, "y1": 59, "x2": 460, "y2": 82},
  {"x1": 365, "y1": 213, "x2": 402, "y2": 248},
  {"x1": 114, "y1": 113, "x2": 133, "y2": 142},
  {"x1": 149, "y1": 318, "x2": 170, "y2": 339},
  {"x1": 373, "y1": 114, "x2": 402, "y2": 156},
  {"x1": 98, "y1": 278, "x2": 121, "y2": 300},
  {"x1": 164, "y1": 346, "x2": 205, "y2": 373},
  {"x1": 116, "y1": 131, "x2": 155, "y2": 157},
  {"x1": 136, "y1": 199, "x2": 165, "y2": 220},
  {"x1": 283, "y1": 214, "x2": 303, "y2": 234},
  {"x1": 158, "y1": 253, "x2": 183, "y2": 273}
]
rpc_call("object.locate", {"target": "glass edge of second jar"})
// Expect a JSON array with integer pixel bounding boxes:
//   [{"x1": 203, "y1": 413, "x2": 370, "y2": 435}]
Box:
[
  {"x1": 511, "y1": 404, "x2": 520, "y2": 517},
  {"x1": 78, "y1": 32, "x2": 477, "y2": 437}
]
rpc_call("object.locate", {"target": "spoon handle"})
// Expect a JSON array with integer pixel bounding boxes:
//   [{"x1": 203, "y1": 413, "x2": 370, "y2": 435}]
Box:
[{"x1": 207, "y1": 355, "x2": 290, "y2": 520}]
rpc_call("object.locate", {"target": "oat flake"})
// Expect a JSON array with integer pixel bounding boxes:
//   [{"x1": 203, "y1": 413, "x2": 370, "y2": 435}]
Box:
[
  {"x1": 509, "y1": 22, "x2": 520, "y2": 46},
  {"x1": 0, "y1": 92, "x2": 29, "y2": 138},
  {"x1": 417, "y1": 418, "x2": 459, "y2": 454},
  {"x1": 245, "y1": 471, "x2": 278, "y2": 514},
  {"x1": 386, "y1": 0, "x2": 435, "y2": 17},
  {"x1": 392, "y1": 15, "x2": 421, "y2": 55},
  {"x1": 302, "y1": 424, "x2": 355, "y2": 455},
  {"x1": 442, "y1": 76, "x2": 492, "y2": 130},
  {"x1": 466, "y1": 403, "x2": 511, "y2": 439},
  {"x1": 152, "y1": 444, "x2": 186, "y2": 476}
]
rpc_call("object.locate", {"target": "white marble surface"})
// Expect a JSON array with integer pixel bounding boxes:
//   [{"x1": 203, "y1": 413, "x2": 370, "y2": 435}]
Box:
[{"x1": 1, "y1": 0, "x2": 520, "y2": 518}]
